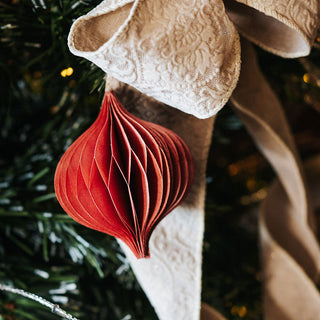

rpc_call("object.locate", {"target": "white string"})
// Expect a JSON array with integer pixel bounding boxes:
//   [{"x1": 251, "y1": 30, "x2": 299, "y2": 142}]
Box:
[{"x1": 0, "y1": 283, "x2": 79, "y2": 320}]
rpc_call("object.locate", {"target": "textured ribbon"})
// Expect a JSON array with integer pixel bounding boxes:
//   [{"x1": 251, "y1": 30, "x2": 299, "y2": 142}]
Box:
[
  {"x1": 231, "y1": 39, "x2": 320, "y2": 320},
  {"x1": 67, "y1": 1, "x2": 320, "y2": 319},
  {"x1": 68, "y1": 0, "x2": 241, "y2": 118}
]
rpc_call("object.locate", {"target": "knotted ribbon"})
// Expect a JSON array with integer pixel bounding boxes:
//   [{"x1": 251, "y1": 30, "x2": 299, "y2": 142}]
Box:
[{"x1": 68, "y1": 1, "x2": 320, "y2": 319}]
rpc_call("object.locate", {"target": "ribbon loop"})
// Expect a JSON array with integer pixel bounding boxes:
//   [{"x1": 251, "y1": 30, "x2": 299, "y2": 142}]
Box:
[
  {"x1": 68, "y1": 0, "x2": 241, "y2": 118},
  {"x1": 225, "y1": 0, "x2": 319, "y2": 58}
]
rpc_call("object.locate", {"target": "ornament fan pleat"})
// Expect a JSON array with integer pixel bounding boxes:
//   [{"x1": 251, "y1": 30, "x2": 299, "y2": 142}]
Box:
[{"x1": 54, "y1": 91, "x2": 194, "y2": 258}]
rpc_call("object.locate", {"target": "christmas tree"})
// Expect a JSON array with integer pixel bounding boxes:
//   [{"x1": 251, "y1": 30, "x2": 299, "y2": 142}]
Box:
[{"x1": 1, "y1": 0, "x2": 320, "y2": 319}]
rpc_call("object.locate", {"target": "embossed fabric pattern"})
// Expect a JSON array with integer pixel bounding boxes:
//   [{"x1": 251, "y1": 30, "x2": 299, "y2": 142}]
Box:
[
  {"x1": 226, "y1": 0, "x2": 319, "y2": 57},
  {"x1": 68, "y1": 0, "x2": 241, "y2": 118}
]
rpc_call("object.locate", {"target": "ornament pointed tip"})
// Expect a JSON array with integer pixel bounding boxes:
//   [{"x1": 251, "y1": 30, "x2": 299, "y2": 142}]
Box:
[
  {"x1": 133, "y1": 244, "x2": 150, "y2": 259},
  {"x1": 135, "y1": 252, "x2": 151, "y2": 260}
]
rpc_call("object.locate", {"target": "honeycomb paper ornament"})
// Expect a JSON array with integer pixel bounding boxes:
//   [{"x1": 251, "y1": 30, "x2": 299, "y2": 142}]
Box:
[{"x1": 54, "y1": 91, "x2": 194, "y2": 258}]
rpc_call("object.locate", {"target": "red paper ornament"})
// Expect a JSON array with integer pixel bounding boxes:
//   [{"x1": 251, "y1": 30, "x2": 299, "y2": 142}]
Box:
[{"x1": 54, "y1": 91, "x2": 193, "y2": 258}]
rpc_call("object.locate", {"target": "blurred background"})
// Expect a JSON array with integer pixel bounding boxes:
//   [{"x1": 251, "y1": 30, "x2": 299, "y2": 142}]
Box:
[{"x1": 1, "y1": 0, "x2": 320, "y2": 319}]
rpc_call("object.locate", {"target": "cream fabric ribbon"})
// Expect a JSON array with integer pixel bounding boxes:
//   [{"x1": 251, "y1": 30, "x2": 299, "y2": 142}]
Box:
[
  {"x1": 231, "y1": 39, "x2": 320, "y2": 320},
  {"x1": 68, "y1": 1, "x2": 320, "y2": 319}
]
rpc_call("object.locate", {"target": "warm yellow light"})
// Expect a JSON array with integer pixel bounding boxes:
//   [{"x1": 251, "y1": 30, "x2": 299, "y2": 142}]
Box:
[
  {"x1": 231, "y1": 306, "x2": 238, "y2": 315},
  {"x1": 238, "y1": 306, "x2": 247, "y2": 317},
  {"x1": 230, "y1": 305, "x2": 247, "y2": 317},
  {"x1": 61, "y1": 67, "x2": 74, "y2": 78},
  {"x1": 303, "y1": 73, "x2": 311, "y2": 83}
]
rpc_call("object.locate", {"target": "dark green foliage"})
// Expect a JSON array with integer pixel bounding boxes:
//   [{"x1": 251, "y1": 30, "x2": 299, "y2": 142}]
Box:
[{"x1": 0, "y1": 64, "x2": 156, "y2": 319}]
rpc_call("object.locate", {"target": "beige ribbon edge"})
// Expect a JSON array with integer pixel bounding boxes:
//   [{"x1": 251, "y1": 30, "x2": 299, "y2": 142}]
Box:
[
  {"x1": 234, "y1": 0, "x2": 318, "y2": 57},
  {"x1": 231, "y1": 39, "x2": 320, "y2": 319}
]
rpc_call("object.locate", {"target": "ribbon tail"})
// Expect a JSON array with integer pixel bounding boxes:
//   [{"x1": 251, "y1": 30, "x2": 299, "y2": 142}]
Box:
[
  {"x1": 231, "y1": 39, "x2": 320, "y2": 319},
  {"x1": 110, "y1": 81, "x2": 215, "y2": 320}
]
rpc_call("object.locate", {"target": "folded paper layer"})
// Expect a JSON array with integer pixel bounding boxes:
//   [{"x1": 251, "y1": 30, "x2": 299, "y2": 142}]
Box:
[
  {"x1": 111, "y1": 81, "x2": 215, "y2": 320},
  {"x1": 68, "y1": 0, "x2": 241, "y2": 119},
  {"x1": 54, "y1": 91, "x2": 193, "y2": 259}
]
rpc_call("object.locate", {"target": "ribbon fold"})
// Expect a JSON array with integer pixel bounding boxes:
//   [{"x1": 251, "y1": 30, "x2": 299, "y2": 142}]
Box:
[
  {"x1": 68, "y1": 1, "x2": 320, "y2": 319},
  {"x1": 231, "y1": 39, "x2": 320, "y2": 320}
]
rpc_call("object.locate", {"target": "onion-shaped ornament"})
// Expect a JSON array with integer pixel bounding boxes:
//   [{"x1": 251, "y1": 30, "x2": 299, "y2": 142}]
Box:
[{"x1": 54, "y1": 91, "x2": 194, "y2": 258}]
